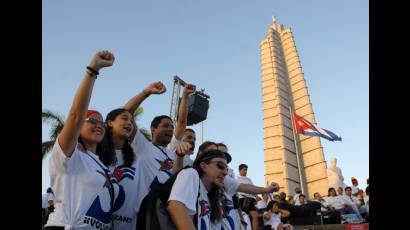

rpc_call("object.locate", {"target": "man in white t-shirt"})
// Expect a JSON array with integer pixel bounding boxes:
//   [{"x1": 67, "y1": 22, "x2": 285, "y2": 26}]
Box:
[
  {"x1": 342, "y1": 186, "x2": 365, "y2": 222},
  {"x1": 256, "y1": 193, "x2": 270, "y2": 210},
  {"x1": 181, "y1": 128, "x2": 196, "y2": 167},
  {"x1": 293, "y1": 187, "x2": 302, "y2": 205},
  {"x1": 236, "y1": 164, "x2": 260, "y2": 230},
  {"x1": 110, "y1": 81, "x2": 196, "y2": 230}
]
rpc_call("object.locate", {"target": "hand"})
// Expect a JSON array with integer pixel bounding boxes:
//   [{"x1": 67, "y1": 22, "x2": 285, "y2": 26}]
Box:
[
  {"x1": 182, "y1": 84, "x2": 196, "y2": 96},
  {"x1": 266, "y1": 182, "x2": 280, "y2": 193},
  {"x1": 144, "y1": 81, "x2": 166, "y2": 95},
  {"x1": 88, "y1": 50, "x2": 115, "y2": 71},
  {"x1": 176, "y1": 142, "x2": 193, "y2": 156}
]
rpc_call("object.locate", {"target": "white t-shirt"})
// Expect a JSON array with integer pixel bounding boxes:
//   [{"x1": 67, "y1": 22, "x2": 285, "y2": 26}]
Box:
[
  {"x1": 183, "y1": 155, "x2": 194, "y2": 167},
  {"x1": 228, "y1": 168, "x2": 235, "y2": 179},
  {"x1": 342, "y1": 195, "x2": 361, "y2": 208},
  {"x1": 241, "y1": 211, "x2": 252, "y2": 230},
  {"x1": 236, "y1": 176, "x2": 256, "y2": 199},
  {"x1": 168, "y1": 168, "x2": 210, "y2": 229},
  {"x1": 256, "y1": 199, "x2": 268, "y2": 210},
  {"x1": 220, "y1": 177, "x2": 241, "y2": 230},
  {"x1": 263, "y1": 211, "x2": 281, "y2": 229},
  {"x1": 351, "y1": 185, "x2": 360, "y2": 195},
  {"x1": 326, "y1": 196, "x2": 344, "y2": 210},
  {"x1": 108, "y1": 130, "x2": 180, "y2": 230},
  {"x1": 46, "y1": 138, "x2": 121, "y2": 229},
  {"x1": 293, "y1": 193, "x2": 301, "y2": 205},
  {"x1": 42, "y1": 194, "x2": 49, "y2": 209}
]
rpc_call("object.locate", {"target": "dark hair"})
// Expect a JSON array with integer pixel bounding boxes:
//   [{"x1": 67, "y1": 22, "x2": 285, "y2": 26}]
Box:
[
  {"x1": 328, "y1": 188, "x2": 336, "y2": 195},
  {"x1": 194, "y1": 149, "x2": 227, "y2": 223},
  {"x1": 185, "y1": 128, "x2": 195, "y2": 134},
  {"x1": 299, "y1": 194, "x2": 306, "y2": 198},
  {"x1": 239, "y1": 164, "x2": 248, "y2": 171},
  {"x1": 344, "y1": 186, "x2": 352, "y2": 192},
  {"x1": 266, "y1": 200, "x2": 278, "y2": 211},
  {"x1": 96, "y1": 108, "x2": 135, "y2": 167},
  {"x1": 216, "y1": 142, "x2": 227, "y2": 149},
  {"x1": 150, "y1": 115, "x2": 172, "y2": 129},
  {"x1": 197, "y1": 141, "x2": 217, "y2": 155}
]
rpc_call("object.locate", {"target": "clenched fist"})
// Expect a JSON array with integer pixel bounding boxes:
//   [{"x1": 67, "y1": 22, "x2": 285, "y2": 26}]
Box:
[
  {"x1": 182, "y1": 84, "x2": 196, "y2": 97},
  {"x1": 144, "y1": 81, "x2": 167, "y2": 95},
  {"x1": 88, "y1": 50, "x2": 115, "y2": 71}
]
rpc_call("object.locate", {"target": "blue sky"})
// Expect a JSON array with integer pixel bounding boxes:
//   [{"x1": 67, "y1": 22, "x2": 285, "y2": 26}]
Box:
[{"x1": 42, "y1": 0, "x2": 369, "y2": 194}]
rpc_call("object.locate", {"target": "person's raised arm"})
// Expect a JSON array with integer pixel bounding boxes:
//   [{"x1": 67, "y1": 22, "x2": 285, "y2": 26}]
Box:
[
  {"x1": 123, "y1": 81, "x2": 166, "y2": 114},
  {"x1": 58, "y1": 51, "x2": 114, "y2": 157},
  {"x1": 167, "y1": 200, "x2": 196, "y2": 230},
  {"x1": 237, "y1": 182, "x2": 280, "y2": 195},
  {"x1": 174, "y1": 84, "x2": 196, "y2": 140},
  {"x1": 172, "y1": 142, "x2": 193, "y2": 174}
]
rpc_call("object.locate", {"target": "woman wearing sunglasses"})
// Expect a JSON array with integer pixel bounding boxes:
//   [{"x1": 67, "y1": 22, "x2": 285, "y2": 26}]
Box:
[
  {"x1": 45, "y1": 51, "x2": 122, "y2": 230},
  {"x1": 167, "y1": 149, "x2": 230, "y2": 230}
]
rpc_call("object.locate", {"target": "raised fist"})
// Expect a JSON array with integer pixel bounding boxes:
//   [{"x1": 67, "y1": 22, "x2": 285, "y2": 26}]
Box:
[
  {"x1": 144, "y1": 81, "x2": 166, "y2": 95},
  {"x1": 176, "y1": 142, "x2": 193, "y2": 156},
  {"x1": 88, "y1": 50, "x2": 115, "y2": 71},
  {"x1": 183, "y1": 84, "x2": 196, "y2": 96},
  {"x1": 267, "y1": 182, "x2": 280, "y2": 193}
]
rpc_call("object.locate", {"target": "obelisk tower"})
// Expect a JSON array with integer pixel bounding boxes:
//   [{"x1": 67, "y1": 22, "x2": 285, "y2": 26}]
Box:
[{"x1": 260, "y1": 17, "x2": 329, "y2": 198}]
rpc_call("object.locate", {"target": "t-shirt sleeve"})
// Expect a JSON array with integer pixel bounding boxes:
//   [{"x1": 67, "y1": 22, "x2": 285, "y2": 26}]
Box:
[
  {"x1": 49, "y1": 137, "x2": 80, "y2": 175},
  {"x1": 224, "y1": 176, "x2": 240, "y2": 196},
  {"x1": 167, "y1": 135, "x2": 182, "y2": 152},
  {"x1": 130, "y1": 129, "x2": 150, "y2": 156},
  {"x1": 168, "y1": 168, "x2": 199, "y2": 215}
]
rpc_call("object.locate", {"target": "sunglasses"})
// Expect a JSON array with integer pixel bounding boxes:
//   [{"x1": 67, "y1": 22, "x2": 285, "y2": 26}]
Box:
[
  {"x1": 209, "y1": 161, "x2": 228, "y2": 171},
  {"x1": 85, "y1": 117, "x2": 106, "y2": 127}
]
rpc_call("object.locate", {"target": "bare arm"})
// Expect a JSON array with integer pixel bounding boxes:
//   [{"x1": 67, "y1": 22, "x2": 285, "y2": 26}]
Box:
[
  {"x1": 174, "y1": 84, "x2": 196, "y2": 140},
  {"x1": 58, "y1": 51, "x2": 115, "y2": 157},
  {"x1": 237, "y1": 182, "x2": 280, "y2": 194},
  {"x1": 167, "y1": 200, "x2": 196, "y2": 230},
  {"x1": 123, "y1": 81, "x2": 166, "y2": 114},
  {"x1": 172, "y1": 142, "x2": 193, "y2": 174}
]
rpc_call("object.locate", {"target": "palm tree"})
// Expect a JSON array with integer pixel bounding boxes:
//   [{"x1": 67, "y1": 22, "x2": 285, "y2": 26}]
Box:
[
  {"x1": 42, "y1": 109, "x2": 65, "y2": 159},
  {"x1": 132, "y1": 107, "x2": 152, "y2": 142}
]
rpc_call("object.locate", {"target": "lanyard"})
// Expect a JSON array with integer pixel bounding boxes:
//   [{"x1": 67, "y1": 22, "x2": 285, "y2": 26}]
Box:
[{"x1": 153, "y1": 144, "x2": 171, "y2": 160}]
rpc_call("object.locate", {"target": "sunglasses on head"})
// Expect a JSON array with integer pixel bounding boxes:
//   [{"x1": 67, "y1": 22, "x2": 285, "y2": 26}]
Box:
[
  {"x1": 209, "y1": 161, "x2": 228, "y2": 171},
  {"x1": 85, "y1": 117, "x2": 105, "y2": 127}
]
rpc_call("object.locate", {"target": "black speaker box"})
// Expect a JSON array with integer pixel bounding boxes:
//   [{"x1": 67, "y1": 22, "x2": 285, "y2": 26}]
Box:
[{"x1": 185, "y1": 92, "x2": 209, "y2": 126}]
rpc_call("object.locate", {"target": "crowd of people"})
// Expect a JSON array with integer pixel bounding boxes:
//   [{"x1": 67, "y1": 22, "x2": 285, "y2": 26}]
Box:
[{"x1": 42, "y1": 51, "x2": 369, "y2": 230}]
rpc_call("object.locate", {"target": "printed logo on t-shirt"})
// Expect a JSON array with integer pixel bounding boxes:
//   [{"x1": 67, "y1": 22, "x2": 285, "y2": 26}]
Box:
[
  {"x1": 83, "y1": 169, "x2": 125, "y2": 229},
  {"x1": 199, "y1": 200, "x2": 210, "y2": 217},
  {"x1": 156, "y1": 158, "x2": 174, "y2": 170},
  {"x1": 199, "y1": 200, "x2": 210, "y2": 230},
  {"x1": 148, "y1": 158, "x2": 174, "y2": 189},
  {"x1": 113, "y1": 165, "x2": 136, "y2": 182}
]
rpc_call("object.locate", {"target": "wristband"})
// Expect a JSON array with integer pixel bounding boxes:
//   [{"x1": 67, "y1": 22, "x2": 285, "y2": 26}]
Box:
[
  {"x1": 86, "y1": 66, "x2": 100, "y2": 76},
  {"x1": 176, "y1": 152, "x2": 185, "y2": 157},
  {"x1": 86, "y1": 70, "x2": 97, "y2": 79}
]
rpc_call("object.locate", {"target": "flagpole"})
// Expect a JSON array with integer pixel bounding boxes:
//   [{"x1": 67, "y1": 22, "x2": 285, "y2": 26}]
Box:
[{"x1": 289, "y1": 106, "x2": 307, "y2": 195}]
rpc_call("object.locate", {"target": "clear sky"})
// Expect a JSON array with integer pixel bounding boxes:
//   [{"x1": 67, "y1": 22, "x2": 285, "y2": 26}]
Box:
[{"x1": 42, "y1": 0, "x2": 369, "y2": 195}]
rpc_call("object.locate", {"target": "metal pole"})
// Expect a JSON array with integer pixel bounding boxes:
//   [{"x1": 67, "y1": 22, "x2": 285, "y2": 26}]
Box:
[
  {"x1": 289, "y1": 106, "x2": 306, "y2": 195},
  {"x1": 201, "y1": 121, "x2": 204, "y2": 144}
]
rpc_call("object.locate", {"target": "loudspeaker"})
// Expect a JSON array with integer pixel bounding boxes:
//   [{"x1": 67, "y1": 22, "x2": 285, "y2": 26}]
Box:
[{"x1": 186, "y1": 92, "x2": 209, "y2": 126}]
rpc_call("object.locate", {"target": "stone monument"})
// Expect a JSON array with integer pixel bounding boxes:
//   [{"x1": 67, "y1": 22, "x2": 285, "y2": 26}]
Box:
[{"x1": 327, "y1": 157, "x2": 346, "y2": 190}]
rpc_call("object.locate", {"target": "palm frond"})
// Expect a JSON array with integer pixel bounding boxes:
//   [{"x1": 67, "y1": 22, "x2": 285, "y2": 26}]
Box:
[
  {"x1": 50, "y1": 123, "x2": 65, "y2": 141},
  {"x1": 133, "y1": 107, "x2": 144, "y2": 120},
  {"x1": 42, "y1": 140, "x2": 55, "y2": 159},
  {"x1": 139, "y1": 128, "x2": 152, "y2": 142},
  {"x1": 42, "y1": 110, "x2": 65, "y2": 126}
]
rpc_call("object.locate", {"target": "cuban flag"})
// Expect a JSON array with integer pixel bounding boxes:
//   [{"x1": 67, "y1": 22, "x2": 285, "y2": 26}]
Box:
[{"x1": 293, "y1": 112, "x2": 342, "y2": 142}]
